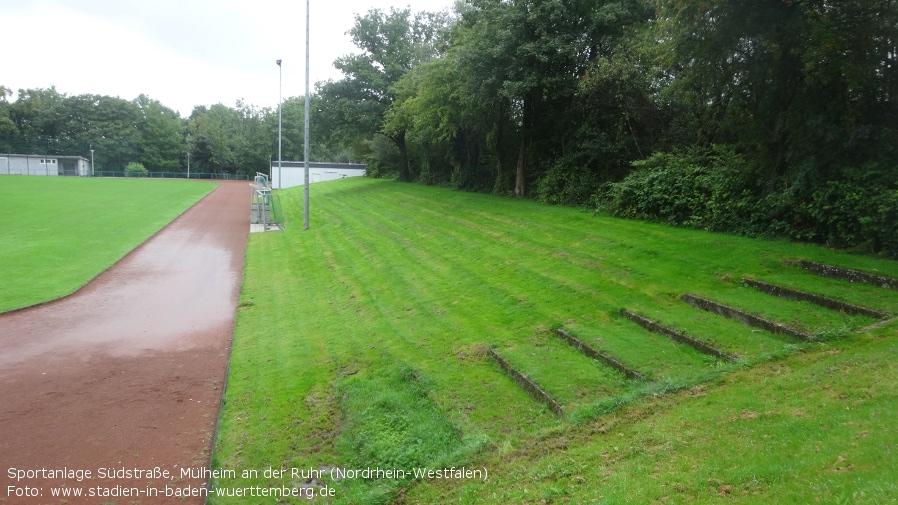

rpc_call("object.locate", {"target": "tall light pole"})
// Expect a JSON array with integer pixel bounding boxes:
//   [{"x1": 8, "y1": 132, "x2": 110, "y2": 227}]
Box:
[
  {"x1": 187, "y1": 151, "x2": 190, "y2": 178},
  {"x1": 277, "y1": 58, "x2": 283, "y2": 190},
  {"x1": 303, "y1": 0, "x2": 310, "y2": 230},
  {"x1": 89, "y1": 146, "x2": 94, "y2": 177}
]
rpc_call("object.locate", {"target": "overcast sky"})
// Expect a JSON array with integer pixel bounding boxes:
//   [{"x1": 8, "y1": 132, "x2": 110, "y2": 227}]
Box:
[{"x1": 2, "y1": 0, "x2": 457, "y2": 117}]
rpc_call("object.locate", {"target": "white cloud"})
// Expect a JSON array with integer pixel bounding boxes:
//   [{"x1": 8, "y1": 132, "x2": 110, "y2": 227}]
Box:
[{"x1": 1, "y1": 0, "x2": 456, "y2": 116}]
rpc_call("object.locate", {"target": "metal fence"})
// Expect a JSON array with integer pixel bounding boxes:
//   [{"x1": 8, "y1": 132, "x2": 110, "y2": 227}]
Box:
[{"x1": 93, "y1": 171, "x2": 250, "y2": 180}]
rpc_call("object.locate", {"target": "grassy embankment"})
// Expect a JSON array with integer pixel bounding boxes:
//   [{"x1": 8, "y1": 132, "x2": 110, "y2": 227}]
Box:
[
  {"x1": 212, "y1": 177, "x2": 898, "y2": 504},
  {"x1": 0, "y1": 176, "x2": 216, "y2": 312}
]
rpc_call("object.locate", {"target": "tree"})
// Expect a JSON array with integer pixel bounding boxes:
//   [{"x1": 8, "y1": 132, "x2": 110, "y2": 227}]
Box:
[
  {"x1": 5, "y1": 87, "x2": 64, "y2": 154},
  {"x1": 651, "y1": 0, "x2": 898, "y2": 250},
  {"x1": 135, "y1": 94, "x2": 183, "y2": 171},
  {"x1": 279, "y1": 97, "x2": 310, "y2": 161},
  {"x1": 383, "y1": 49, "x2": 506, "y2": 189},
  {"x1": 324, "y1": 7, "x2": 449, "y2": 181},
  {"x1": 45, "y1": 93, "x2": 142, "y2": 170},
  {"x1": 187, "y1": 104, "x2": 242, "y2": 174},
  {"x1": 0, "y1": 86, "x2": 17, "y2": 141},
  {"x1": 456, "y1": 0, "x2": 652, "y2": 196},
  {"x1": 234, "y1": 99, "x2": 273, "y2": 175},
  {"x1": 657, "y1": 0, "x2": 898, "y2": 180},
  {"x1": 567, "y1": 26, "x2": 666, "y2": 179}
]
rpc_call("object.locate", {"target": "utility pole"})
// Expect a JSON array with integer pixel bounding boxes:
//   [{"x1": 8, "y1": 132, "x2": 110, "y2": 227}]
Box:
[
  {"x1": 277, "y1": 58, "x2": 283, "y2": 190},
  {"x1": 303, "y1": 0, "x2": 311, "y2": 230}
]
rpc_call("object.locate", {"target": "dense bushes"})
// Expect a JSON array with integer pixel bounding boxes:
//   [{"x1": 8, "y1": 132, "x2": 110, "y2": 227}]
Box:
[
  {"x1": 124, "y1": 162, "x2": 149, "y2": 177},
  {"x1": 597, "y1": 148, "x2": 898, "y2": 257},
  {"x1": 806, "y1": 166, "x2": 898, "y2": 255},
  {"x1": 536, "y1": 159, "x2": 605, "y2": 207},
  {"x1": 596, "y1": 147, "x2": 756, "y2": 230}
]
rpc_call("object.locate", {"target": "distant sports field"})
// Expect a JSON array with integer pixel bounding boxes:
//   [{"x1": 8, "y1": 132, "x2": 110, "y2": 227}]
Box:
[
  {"x1": 0, "y1": 177, "x2": 215, "y2": 312},
  {"x1": 210, "y1": 177, "x2": 898, "y2": 504}
]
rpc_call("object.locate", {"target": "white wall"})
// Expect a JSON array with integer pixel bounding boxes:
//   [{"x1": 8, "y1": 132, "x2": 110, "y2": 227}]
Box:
[
  {"x1": 78, "y1": 159, "x2": 92, "y2": 176},
  {"x1": 271, "y1": 165, "x2": 366, "y2": 189},
  {"x1": 2, "y1": 155, "x2": 90, "y2": 176}
]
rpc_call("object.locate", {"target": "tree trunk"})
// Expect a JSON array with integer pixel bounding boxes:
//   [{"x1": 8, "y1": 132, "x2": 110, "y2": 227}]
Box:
[
  {"x1": 492, "y1": 118, "x2": 506, "y2": 194},
  {"x1": 394, "y1": 129, "x2": 410, "y2": 182},
  {"x1": 514, "y1": 136, "x2": 527, "y2": 197},
  {"x1": 493, "y1": 125, "x2": 505, "y2": 188},
  {"x1": 514, "y1": 95, "x2": 532, "y2": 197}
]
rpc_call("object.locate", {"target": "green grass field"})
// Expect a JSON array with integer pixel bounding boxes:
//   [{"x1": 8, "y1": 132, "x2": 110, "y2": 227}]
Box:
[
  {"x1": 0, "y1": 176, "x2": 216, "y2": 312},
  {"x1": 211, "y1": 177, "x2": 898, "y2": 504}
]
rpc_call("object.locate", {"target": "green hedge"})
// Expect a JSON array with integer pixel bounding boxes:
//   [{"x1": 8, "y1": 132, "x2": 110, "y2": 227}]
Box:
[{"x1": 596, "y1": 147, "x2": 898, "y2": 257}]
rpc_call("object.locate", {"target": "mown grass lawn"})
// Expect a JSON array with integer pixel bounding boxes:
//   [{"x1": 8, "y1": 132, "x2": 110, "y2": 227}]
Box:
[
  {"x1": 211, "y1": 177, "x2": 898, "y2": 504},
  {"x1": 0, "y1": 176, "x2": 215, "y2": 312}
]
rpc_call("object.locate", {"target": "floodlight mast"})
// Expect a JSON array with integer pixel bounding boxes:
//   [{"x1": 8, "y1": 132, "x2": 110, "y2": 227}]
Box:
[
  {"x1": 303, "y1": 0, "x2": 311, "y2": 230},
  {"x1": 277, "y1": 59, "x2": 283, "y2": 190}
]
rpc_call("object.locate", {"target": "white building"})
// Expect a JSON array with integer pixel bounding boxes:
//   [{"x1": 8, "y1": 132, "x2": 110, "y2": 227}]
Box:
[
  {"x1": 270, "y1": 161, "x2": 366, "y2": 189},
  {"x1": 1, "y1": 154, "x2": 93, "y2": 177}
]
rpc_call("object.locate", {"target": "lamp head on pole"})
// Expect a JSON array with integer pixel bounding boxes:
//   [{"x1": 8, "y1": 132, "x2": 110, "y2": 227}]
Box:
[{"x1": 276, "y1": 59, "x2": 282, "y2": 66}]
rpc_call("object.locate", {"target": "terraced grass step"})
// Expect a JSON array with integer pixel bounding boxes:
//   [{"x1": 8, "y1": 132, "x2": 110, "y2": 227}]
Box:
[
  {"x1": 681, "y1": 294, "x2": 813, "y2": 342},
  {"x1": 497, "y1": 336, "x2": 636, "y2": 410},
  {"x1": 554, "y1": 328, "x2": 646, "y2": 381},
  {"x1": 788, "y1": 259, "x2": 898, "y2": 290},
  {"x1": 630, "y1": 303, "x2": 794, "y2": 360},
  {"x1": 565, "y1": 322, "x2": 714, "y2": 383},
  {"x1": 680, "y1": 284, "x2": 877, "y2": 338},
  {"x1": 620, "y1": 309, "x2": 738, "y2": 360},
  {"x1": 743, "y1": 278, "x2": 890, "y2": 319},
  {"x1": 488, "y1": 347, "x2": 565, "y2": 417}
]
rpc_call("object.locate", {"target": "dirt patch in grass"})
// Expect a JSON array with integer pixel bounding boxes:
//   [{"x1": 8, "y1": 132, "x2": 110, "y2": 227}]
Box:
[{"x1": 454, "y1": 343, "x2": 490, "y2": 363}]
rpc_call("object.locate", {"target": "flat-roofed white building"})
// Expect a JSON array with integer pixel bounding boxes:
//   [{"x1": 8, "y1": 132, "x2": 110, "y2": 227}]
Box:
[
  {"x1": 270, "y1": 161, "x2": 365, "y2": 189},
  {"x1": 1, "y1": 154, "x2": 92, "y2": 177}
]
